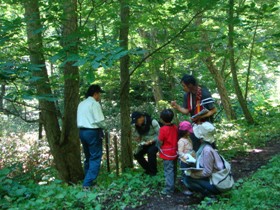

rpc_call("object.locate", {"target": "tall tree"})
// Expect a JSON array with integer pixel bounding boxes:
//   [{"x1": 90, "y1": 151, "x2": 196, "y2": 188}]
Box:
[
  {"x1": 23, "y1": 0, "x2": 83, "y2": 183},
  {"x1": 119, "y1": 0, "x2": 133, "y2": 169},
  {"x1": 195, "y1": 15, "x2": 236, "y2": 120},
  {"x1": 59, "y1": 0, "x2": 84, "y2": 182},
  {"x1": 228, "y1": 0, "x2": 254, "y2": 124}
]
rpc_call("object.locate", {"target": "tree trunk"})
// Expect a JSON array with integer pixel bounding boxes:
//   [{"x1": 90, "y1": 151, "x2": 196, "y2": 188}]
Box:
[
  {"x1": 195, "y1": 15, "x2": 236, "y2": 120},
  {"x1": 119, "y1": 0, "x2": 133, "y2": 170},
  {"x1": 228, "y1": 0, "x2": 254, "y2": 124},
  {"x1": 60, "y1": 0, "x2": 84, "y2": 183},
  {"x1": 137, "y1": 29, "x2": 163, "y2": 104},
  {"x1": 23, "y1": 0, "x2": 83, "y2": 183},
  {"x1": 151, "y1": 63, "x2": 163, "y2": 104},
  {"x1": 204, "y1": 58, "x2": 237, "y2": 120},
  {"x1": 245, "y1": 19, "x2": 259, "y2": 100},
  {"x1": 0, "y1": 84, "x2": 5, "y2": 112}
]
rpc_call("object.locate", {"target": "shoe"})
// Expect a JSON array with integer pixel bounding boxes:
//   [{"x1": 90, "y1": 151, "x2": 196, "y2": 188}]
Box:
[
  {"x1": 160, "y1": 189, "x2": 173, "y2": 197},
  {"x1": 83, "y1": 186, "x2": 91, "y2": 192},
  {"x1": 204, "y1": 195, "x2": 217, "y2": 206},
  {"x1": 182, "y1": 189, "x2": 193, "y2": 196}
]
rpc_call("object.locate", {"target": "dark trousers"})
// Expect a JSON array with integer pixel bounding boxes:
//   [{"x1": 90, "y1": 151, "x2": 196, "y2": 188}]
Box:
[
  {"x1": 134, "y1": 142, "x2": 158, "y2": 175},
  {"x1": 79, "y1": 129, "x2": 103, "y2": 187},
  {"x1": 183, "y1": 176, "x2": 220, "y2": 196}
]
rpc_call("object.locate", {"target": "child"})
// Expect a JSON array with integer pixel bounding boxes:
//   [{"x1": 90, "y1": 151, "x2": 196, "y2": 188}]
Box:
[
  {"x1": 177, "y1": 121, "x2": 196, "y2": 196},
  {"x1": 158, "y1": 109, "x2": 178, "y2": 196},
  {"x1": 178, "y1": 121, "x2": 196, "y2": 166}
]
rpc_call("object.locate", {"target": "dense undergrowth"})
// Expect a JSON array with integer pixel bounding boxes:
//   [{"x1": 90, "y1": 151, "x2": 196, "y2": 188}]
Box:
[{"x1": 1, "y1": 109, "x2": 280, "y2": 209}]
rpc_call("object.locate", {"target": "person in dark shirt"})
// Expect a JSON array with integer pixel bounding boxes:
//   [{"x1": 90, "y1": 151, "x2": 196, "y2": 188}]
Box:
[{"x1": 171, "y1": 74, "x2": 217, "y2": 151}]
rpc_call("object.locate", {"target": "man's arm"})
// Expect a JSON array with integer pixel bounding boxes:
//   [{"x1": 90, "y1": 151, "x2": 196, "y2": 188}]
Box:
[
  {"x1": 171, "y1": 100, "x2": 190, "y2": 115},
  {"x1": 191, "y1": 107, "x2": 217, "y2": 122}
]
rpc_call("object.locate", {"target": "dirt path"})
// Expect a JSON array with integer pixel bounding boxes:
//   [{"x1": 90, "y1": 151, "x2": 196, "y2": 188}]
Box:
[{"x1": 127, "y1": 138, "x2": 280, "y2": 210}]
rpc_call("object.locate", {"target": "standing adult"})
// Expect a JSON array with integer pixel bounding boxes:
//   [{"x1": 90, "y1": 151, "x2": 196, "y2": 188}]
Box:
[
  {"x1": 131, "y1": 111, "x2": 160, "y2": 176},
  {"x1": 77, "y1": 84, "x2": 106, "y2": 190},
  {"x1": 171, "y1": 74, "x2": 217, "y2": 151}
]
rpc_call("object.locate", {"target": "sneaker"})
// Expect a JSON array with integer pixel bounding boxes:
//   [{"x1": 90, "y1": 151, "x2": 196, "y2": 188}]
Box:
[
  {"x1": 182, "y1": 189, "x2": 193, "y2": 196},
  {"x1": 160, "y1": 189, "x2": 173, "y2": 197},
  {"x1": 83, "y1": 186, "x2": 91, "y2": 192}
]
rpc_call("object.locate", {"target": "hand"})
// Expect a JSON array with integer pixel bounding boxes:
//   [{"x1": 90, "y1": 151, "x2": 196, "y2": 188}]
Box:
[
  {"x1": 183, "y1": 154, "x2": 189, "y2": 160},
  {"x1": 135, "y1": 137, "x2": 141, "y2": 142},
  {"x1": 183, "y1": 153, "x2": 196, "y2": 163},
  {"x1": 190, "y1": 171, "x2": 202, "y2": 178},
  {"x1": 190, "y1": 116, "x2": 200, "y2": 123},
  {"x1": 171, "y1": 101, "x2": 178, "y2": 109},
  {"x1": 146, "y1": 140, "x2": 154, "y2": 145}
]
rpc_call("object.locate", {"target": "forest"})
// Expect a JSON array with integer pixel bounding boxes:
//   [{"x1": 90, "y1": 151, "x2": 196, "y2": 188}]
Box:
[{"x1": 1, "y1": 0, "x2": 280, "y2": 209}]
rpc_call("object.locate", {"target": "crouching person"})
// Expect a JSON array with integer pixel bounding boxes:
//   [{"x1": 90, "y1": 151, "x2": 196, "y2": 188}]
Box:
[{"x1": 183, "y1": 122, "x2": 234, "y2": 197}]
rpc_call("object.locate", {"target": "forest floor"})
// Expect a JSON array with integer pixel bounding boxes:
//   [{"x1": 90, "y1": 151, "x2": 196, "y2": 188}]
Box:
[{"x1": 126, "y1": 137, "x2": 280, "y2": 210}]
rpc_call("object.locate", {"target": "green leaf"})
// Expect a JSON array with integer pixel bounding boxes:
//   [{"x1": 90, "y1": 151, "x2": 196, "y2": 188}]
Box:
[{"x1": 73, "y1": 58, "x2": 87, "y2": 66}]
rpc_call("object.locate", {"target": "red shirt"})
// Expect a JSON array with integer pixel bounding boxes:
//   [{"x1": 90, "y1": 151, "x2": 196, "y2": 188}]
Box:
[{"x1": 158, "y1": 124, "x2": 178, "y2": 160}]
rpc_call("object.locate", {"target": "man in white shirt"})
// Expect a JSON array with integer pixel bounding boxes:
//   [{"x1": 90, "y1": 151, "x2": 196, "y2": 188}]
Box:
[{"x1": 77, "y1": 84, "x2": 105, "y2": 190}]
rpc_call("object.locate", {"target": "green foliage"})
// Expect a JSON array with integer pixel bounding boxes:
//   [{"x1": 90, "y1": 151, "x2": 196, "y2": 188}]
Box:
[{"x1": 0, "y1": 166, "x2": 164, "y2": 210}]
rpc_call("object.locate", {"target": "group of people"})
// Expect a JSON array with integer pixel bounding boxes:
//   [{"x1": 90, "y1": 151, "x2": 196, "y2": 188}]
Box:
[{"x1": 77, "y1": 74, "x2": 232, "y2": 198}]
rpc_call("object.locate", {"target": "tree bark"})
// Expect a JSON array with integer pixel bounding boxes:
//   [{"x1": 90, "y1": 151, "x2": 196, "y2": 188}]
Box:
[
  {"x1": 60, "y1": 0, "x2": 84, "y2": 183},
  {"x1": 228, "y1": 0, "x2": 254, "y2": 124},
  {"x1": 151, "y1": 63, "x2": 163, "y2": 104},
  {"x1": 0, "y1": 84, "x2": 5, "y2": 112},
  {"x1": 194, "y1": 15, "x2": 236, "y2": 120},
  {"x1": 23, "y1": 0, "x2": 83, "y2": 183},
  {"x1": 204, "y1": 57, "x2": 237, "y2": 120},
  {"x1": 245, "y1": 19, "x2": 259, "y2": 100},
  {"x1": 138, "y1": 29, "x2": 163, "y2": 104},
  {"x1": 119, "y1": 0, "x2": 133, "y2": 169}
]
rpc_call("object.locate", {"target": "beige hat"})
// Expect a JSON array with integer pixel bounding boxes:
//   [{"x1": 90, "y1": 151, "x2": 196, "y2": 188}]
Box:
[{"x1": 193, "y1": 122, "x2": 215, "y2": 143}]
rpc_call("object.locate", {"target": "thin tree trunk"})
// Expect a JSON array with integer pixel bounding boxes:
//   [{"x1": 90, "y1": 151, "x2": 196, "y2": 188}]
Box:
[
  {"x1": 151, "y1": 64, "x2": 163, "y2": 104},
  {"x1": 0, "y1": 84, "x2": 5, "y2": 112},
  {"x1": 23, "y1": 0, "x2": 83, "y2": 183},
  {"x1": 228, "y1": 0, "x2": 254, "y2": 124},
  {"x1": 137, "y1": 29, "x2": 163, "y2": 104},
  {"x1": 119, "y1": 0, "x2": 133, "y2": 169},
  {"x1": 245, "y1": 19, "x2": 259, "y2": 100}
]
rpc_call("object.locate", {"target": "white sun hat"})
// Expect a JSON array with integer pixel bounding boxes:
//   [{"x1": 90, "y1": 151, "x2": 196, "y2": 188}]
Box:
[{"x1": 193, "y1": 122, "x2": 216, "y2": 143}]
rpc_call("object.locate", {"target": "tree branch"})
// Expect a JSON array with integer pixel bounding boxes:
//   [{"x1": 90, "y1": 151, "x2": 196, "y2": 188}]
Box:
[{"x1": 129, "y1": 10, "x2": 206, "y2": 77}]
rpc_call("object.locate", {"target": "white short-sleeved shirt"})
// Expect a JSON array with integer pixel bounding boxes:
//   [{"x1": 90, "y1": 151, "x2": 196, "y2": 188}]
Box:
[{"x1": 77, "y1": 97, "x2": 105, "y2": 129}]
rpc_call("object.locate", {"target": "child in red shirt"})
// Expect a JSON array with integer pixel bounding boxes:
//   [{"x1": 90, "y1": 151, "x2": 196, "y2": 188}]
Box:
[{"x1": 158, "y1": 109, "x2": 178, "y2": 196}]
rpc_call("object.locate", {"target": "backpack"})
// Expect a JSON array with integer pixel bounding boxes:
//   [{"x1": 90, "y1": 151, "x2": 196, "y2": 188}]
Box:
[{"x1": 210, "y1": 155, "x2": 234, "y2": 192}]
